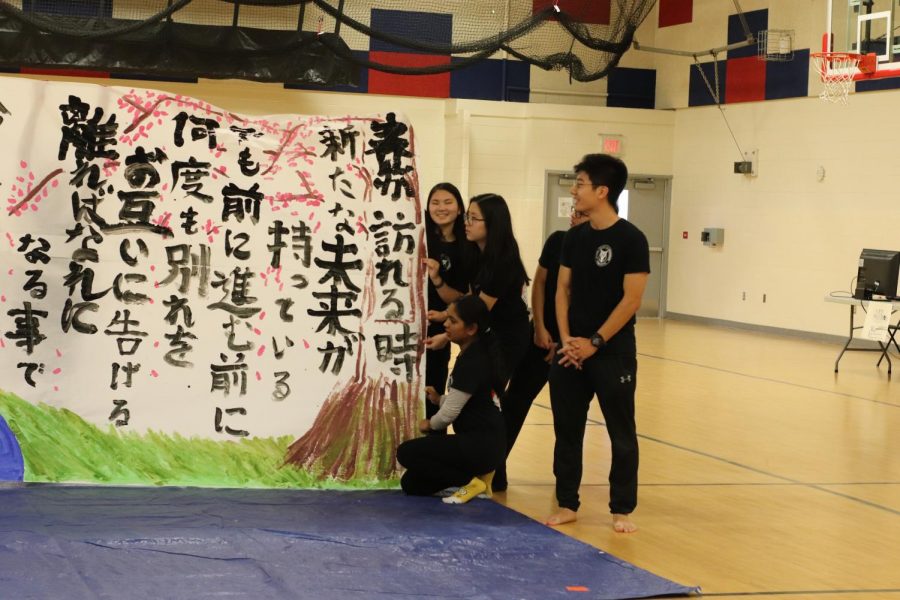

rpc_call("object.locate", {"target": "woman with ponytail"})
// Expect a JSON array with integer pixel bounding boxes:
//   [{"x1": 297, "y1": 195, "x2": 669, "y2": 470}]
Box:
[{"x1": 397, "y1": 295, "x2": 505, "y2": 504}]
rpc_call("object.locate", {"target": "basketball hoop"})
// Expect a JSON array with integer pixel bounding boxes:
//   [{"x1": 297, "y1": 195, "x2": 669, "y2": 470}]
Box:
[{"x1": 811, "y1": 52, "x2": 872, "y2": 104}]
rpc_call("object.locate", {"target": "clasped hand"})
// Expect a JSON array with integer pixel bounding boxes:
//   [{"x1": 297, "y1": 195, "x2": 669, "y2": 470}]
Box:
[{"x1": 557, "y1": 337, "x2": 596, "y2": 369}]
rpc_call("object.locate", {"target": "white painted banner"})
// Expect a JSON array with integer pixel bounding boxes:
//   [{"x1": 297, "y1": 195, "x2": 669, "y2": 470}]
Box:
[{"x1": 0, "y1": 77, "x2": 425, "y2": 485}]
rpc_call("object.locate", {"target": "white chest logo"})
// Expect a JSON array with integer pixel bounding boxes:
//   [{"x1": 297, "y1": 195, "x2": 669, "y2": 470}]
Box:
[
  {"x1": 594, "y1": 245, "x2": 613, "y2": 268},
  {"x1": 440, "y1": 254, "x2": 452, "y2": 271}
]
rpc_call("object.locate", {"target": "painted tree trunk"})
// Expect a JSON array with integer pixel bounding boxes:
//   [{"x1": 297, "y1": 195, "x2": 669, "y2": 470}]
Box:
[
  {"x1": 283, "y1": 371, "x2": 420, "y2": 480},
  {"x1": 283, "y1": 169, "x2": 426, "y2": 481}
]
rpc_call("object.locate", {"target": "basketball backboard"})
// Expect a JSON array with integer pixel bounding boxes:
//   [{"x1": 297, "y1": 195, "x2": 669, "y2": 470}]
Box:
[{"x1": 827, "y1": 0, "x2": 900, "y2": 79}]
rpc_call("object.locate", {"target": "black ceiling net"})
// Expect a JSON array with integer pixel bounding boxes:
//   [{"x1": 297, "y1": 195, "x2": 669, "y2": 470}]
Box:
[{"x1": 0, "y1": 0, "x2": 656, "y2": 85}]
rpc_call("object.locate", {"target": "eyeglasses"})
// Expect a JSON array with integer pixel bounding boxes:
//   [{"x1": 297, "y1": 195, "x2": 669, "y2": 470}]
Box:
[
  {"x1": 571, "y1": 181, "x2": 596, "y2": 190},
  {"x1": 464, "y1": 212, "x2": 485, "y2": 224}
]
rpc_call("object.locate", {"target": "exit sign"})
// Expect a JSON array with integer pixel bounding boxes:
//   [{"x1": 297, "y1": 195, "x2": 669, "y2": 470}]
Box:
[{"x1": 600, "y1": 134, "x2": 624, "y2": 156}]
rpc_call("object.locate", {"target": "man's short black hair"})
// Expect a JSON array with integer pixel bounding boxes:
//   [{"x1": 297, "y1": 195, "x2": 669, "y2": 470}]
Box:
[{"x1": 574, "y1": 153, "x2": 628, "y2": 211}]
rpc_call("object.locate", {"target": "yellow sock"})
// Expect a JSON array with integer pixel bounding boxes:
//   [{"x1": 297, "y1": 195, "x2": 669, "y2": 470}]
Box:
[
  {"x1": 479, "y1": 471, "x2": 495, "y2": 499},
  {"x1": 442, "y1": 476, "x2": 487, "y2": 504}
]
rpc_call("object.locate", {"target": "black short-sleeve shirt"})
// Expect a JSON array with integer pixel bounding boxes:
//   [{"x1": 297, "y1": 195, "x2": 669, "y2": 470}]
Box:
[
  {"x1": 559, "y1": 219, "x2": 650, "y2": 356},
  {"x1": 537, "y1": 230, "x2": 566, "y2": 340},
  {"x1": 470, "y1": 255, "x2": 529, "y2": 347},
  {"x1": 447, "y1": 340, "x2": 503, "y2": 434},
  {"x1": 427, "y1": 237, "x2": 467, "y2": 336}
]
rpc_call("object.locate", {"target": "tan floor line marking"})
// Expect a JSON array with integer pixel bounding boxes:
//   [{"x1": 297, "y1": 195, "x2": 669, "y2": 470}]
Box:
[
  {"x1": 637, "y1": 352, "x2": 900, "y2": 409},
  {"x1": 531, "y1": 401, "x2": 900, "y2": 517}
]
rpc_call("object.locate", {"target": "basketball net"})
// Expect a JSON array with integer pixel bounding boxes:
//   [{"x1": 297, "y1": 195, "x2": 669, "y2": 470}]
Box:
[{"x1": 811, "y1": 52, "x2": 862, "y2": 105}]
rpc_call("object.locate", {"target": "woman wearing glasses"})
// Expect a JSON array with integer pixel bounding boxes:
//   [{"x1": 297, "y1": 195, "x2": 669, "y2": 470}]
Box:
[
  {"x1": 421, "y1": 183, "x2": 469, "y2": 428},
  {"x1": 425, "y1": 193, "x2": 530, "y2": 492}
]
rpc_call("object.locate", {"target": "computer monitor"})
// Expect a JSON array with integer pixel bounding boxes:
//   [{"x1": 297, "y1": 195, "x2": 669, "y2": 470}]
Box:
[{"x1": 854, "y1": 249, "x2": 900, "y2": 300}]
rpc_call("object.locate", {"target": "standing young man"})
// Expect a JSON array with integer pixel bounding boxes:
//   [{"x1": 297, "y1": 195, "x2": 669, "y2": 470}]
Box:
[{"x1": 547, "y1": 154, "x2": 650, "y2": 533}]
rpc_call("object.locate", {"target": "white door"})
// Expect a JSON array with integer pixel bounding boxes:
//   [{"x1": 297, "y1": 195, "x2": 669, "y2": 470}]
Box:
[{"x1": 544, "y1": 172, "x2": 669, "y2": 318}]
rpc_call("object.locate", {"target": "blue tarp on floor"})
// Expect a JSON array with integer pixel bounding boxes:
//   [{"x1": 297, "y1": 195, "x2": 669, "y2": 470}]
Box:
[
  {"x1": 0, "y1": 417, "x2": 24, "y2": 482},
  {"x1": 0, "y1": 486, "x2": 698, "y2": 599}
]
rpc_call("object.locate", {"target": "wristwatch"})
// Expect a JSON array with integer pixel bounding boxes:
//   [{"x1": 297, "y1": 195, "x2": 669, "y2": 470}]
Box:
[{"x1": 590, "y1": 333, "x2": 606, "y2": 348}]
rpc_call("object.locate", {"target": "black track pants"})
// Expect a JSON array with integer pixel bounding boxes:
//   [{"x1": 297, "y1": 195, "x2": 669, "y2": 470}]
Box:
[{"x1": 548, "y1": 354, "x2": 638, "y2": 514}]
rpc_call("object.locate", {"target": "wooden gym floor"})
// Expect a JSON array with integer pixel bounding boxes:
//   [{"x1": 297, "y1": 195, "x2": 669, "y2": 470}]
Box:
[{"x1": 496, "y1": 318, "x2": 900, "y2": 599}]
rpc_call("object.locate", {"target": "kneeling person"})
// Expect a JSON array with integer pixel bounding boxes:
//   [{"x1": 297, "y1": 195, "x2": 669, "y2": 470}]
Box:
[{"x1": 397, "y1": 295, "x2": 506, "y2": 504}]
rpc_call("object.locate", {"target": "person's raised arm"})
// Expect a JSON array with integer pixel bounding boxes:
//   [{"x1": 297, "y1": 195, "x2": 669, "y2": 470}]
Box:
[{"x1": 423, "y1": 258, "x2": 465, "y2": 306}]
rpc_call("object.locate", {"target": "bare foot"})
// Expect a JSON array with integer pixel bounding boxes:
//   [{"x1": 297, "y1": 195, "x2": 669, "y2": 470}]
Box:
[
  {"x1": 545, "y1": 508, "x2": 578, "y2": 526},
  {"x1": 612, "y1": 513, "x2": 637, "y2": 533}
]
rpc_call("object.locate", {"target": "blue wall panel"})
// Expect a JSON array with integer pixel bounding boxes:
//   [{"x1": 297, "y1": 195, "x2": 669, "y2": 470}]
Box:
[
  {"x1": 728, "y1": 9, "x2": 767, "y2": 59},
  {"x1": 608, "y1": 67, "x2": 656, "y2": 108},
  {"x1": 450, "y1": 59, "x2": 530, "y2": 102},
  {"x1": 765, "y1": 49, "x2": 809, "y2": 100},
  {"x1": 370, "y1": 9, "x2": 453, "y2": 54},
  {"x1": 689, "y1": 60, "x2": 727, "y2": 106}
]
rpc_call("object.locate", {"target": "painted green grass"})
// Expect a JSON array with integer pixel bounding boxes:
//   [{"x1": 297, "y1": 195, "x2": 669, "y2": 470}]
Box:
[{"x1": 0, "y1": 390, "x2": 398, "y2": 489}]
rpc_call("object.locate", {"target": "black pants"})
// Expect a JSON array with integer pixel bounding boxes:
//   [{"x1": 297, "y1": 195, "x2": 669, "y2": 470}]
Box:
[
  {"x1": 397, "y1": 432, "x2": 504, "y2": 496},
  {"x1": 548, "y1": 354, "x2": 638, "y2": 514},
  {"x1": 491, "y1": 325, "x2": 531, "y2": 489},
  {"x1": 500, "y1": 335, "x2": 552, "y2": 469}
]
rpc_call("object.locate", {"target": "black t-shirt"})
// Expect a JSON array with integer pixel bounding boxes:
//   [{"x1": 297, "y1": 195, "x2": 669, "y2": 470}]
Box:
[
  {"x1": 470, "y1": 254, "x2": 529, "y2": 348},
  {"x1": 538, "y1": 230, "x2": 566, "y2": 340},
  {"x1": 427, "y1": 236, "x2": 467, "y2": 336},
  {"x1": 559, "y1": 219, "x2": 650, "y2": 356},
  {"x1": 447, "y1": 339, "x2": 503, "y2": 434}
]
